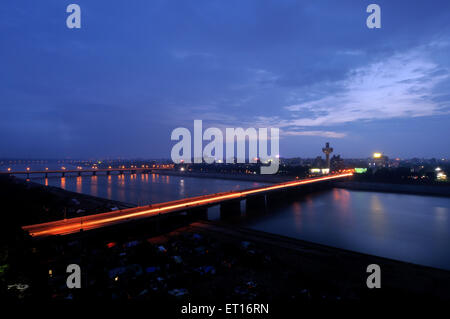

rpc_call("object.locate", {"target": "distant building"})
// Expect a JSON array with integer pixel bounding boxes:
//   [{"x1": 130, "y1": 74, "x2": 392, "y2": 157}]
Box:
[
  {"x1": 330, "y1": 155, "x2": 345, "y2": 171},
  {"x1": 368, "y1": 152, "x2": 389, "y2": 169},
  {"x1": 436, "y1": 167, "x2": 448, "y2": 181},
  {"x1": 312, "y1": 156, "x2": 324, "y2": 168},
  {"x1": 309, "y1": 168, "x2": 330, "y2": 175},
  {"x1": 322, "y1": 142, "x2": 333, "y2": 169}
]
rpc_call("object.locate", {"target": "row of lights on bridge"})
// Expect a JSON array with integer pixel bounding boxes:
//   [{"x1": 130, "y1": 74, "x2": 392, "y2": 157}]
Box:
[{"x1": 6, "y1": 164, "x2": 173, "y2": 171}]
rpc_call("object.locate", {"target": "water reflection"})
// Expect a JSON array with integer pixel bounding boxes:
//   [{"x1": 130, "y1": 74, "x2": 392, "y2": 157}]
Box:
[
  {"x1": 91, "y1": 176, "x2": 98, "y2": 197},
  {"x1": 369, "y1": 194, "x2": 387, "y2": 237},
  {"x1": 179, "y1": 179, "x2": 185, "y2": 197},
  {"x1": 333, "y1": 188, "x2": 350, "y2": 213},
  {"x1": 434, "y1": 206, "x2": 449, "y2": 235},
  {"x1": 35, "y1": 172, "x2": 262, "y2": 210},
  {"x1": 292, "y1": 202, "x2": 302, "y2": 230},
  {"x1": 76, "y1": 176, "x2": 82, "y2": 193},
  {"x1": 244, "y1": 189, "x2": 450, "y2": 270},
  {"x1": 107, "y1": 175, "x2": 112, "y2": 199}
]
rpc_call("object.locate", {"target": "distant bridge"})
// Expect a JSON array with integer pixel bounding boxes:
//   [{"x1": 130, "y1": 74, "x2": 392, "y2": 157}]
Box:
[
  {"x1": 0, "y1": 166, "x2": 174, "y2": 178},
  {"x1": 22, "y1": 173, "x2": 353, "y2": 238}
]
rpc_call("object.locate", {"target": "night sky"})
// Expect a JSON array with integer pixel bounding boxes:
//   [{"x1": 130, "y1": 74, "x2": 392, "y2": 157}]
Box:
[{"x1": 1, "y1": 0, "x2": 449, "y2": 159}]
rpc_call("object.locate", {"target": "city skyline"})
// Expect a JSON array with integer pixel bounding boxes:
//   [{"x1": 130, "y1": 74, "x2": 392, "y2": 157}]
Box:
[{"x1": 1, "y1": 0, "x2": 450, "y2": 159}]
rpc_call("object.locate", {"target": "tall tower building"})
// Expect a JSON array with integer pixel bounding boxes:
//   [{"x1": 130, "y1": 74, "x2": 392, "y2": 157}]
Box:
[{"x1": 322, "y1": 142, "x2": 333, "y2": 169}]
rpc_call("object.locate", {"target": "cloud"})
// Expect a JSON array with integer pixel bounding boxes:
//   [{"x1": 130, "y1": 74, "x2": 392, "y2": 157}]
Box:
[
  {"x1": 337, "y1": 50, "x2": 365, "y2": 56},
  {"x1": 282, "y1": 47, "x2": 450, "y2": 127},
  {"x1": 165, "y1": 44, "x2": 450, "y2": 143}
]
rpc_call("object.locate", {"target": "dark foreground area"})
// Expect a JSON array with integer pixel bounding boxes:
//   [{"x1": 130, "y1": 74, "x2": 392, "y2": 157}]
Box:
[{"x1": 1, "y1": 175, "x2": 450, "y2": 312}]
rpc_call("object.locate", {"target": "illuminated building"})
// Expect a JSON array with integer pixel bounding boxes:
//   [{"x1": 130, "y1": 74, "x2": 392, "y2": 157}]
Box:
[
  {"x1": 436, "y1": 168, "x2": 447, "y2": 181},
  {"x1": 309, "y1": 168, "x2": 330, "y2": 175},
  {"x1": 368, "y1": 152, "x2": 389, "y2": 169}
]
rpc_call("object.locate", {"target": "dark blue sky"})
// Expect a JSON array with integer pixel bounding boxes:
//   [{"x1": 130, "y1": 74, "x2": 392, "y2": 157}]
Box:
[{"x1": 1, "y1": 0, "x2": 449, "y2": 159}]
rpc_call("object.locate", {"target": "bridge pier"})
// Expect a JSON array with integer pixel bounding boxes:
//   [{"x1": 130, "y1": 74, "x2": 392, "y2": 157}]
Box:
[
  {"x1": 62, "y1": 172, "x2": 65, "y2": 177},
  {"x1": 106, "y1": 171, "x2": 110, "y2": 176},
  {"x1": 92, "y1": 171, "x2": 96, "y2": 176},
  {"x1": 189, "y1": 207, "x2": 208, "y2": 220},
  {"x1": 266, "y1": 191, "x2": 288, "y2": 208},
  {"x1": 220, "y1": 200, "x2": 241, "y2": 219},
  {"x1": 245, "y1": 195, "x2": 266, "y2": 215},
  {"x1": 45, "y1": 173, "x2": 48, "y2": 178},
  {"x1": 283, "y1": 186, "x2": 304, "y2": 199},
  {"x1": 78, "y1": 171, "x2": 82, "y2": 176}
]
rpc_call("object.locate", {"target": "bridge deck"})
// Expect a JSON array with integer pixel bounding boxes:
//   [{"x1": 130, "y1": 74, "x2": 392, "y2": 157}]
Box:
[
  {"x1": 22, "y1": 173, "x2": 352, "y2": 238},
  {"x1": 0, "y1": 167, "x2": 172, "y2": 175}
]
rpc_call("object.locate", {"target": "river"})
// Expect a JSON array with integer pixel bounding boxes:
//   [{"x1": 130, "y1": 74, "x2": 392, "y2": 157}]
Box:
[{"x1": 4, "y1": 165, "x2": 450, "y2": 270}]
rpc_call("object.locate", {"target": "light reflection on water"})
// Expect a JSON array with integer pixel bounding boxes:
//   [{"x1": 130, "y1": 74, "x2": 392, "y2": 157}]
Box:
[
  {"x1": 242, "y1": 189, "x2": 450, "y2": 270},
  {"x1": 31, "y1": 173, "x2": 262, "y2": 206}
]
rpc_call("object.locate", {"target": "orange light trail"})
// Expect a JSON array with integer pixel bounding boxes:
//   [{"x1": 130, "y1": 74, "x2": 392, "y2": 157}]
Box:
[{"x1": 22, "y1": 173, "x2": 352, "y2": 238}]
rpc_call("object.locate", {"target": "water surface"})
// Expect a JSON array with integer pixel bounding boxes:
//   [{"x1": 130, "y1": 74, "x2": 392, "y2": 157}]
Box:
[{"x1": 242, "y1": 188, "x2": 450, "y2": 270}]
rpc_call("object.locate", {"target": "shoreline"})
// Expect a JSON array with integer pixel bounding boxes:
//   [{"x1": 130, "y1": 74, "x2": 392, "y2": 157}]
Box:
[
  {"x1": 6, "y1": 176, "x2": 136, "y2": 224},
  {"x1": 334, "y1": 181, "x2": 450, "y2": 197},
  {"x1": 187, "y1": 220, "x2": 450, "y2": 297}
]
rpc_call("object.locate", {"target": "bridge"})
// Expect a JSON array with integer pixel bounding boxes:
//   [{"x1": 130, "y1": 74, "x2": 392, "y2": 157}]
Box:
[
  {"x1": 0, "y1": 165, "x2": 174, "y2": 178},
  {"x1": 22, "y1": 172, "x2": 353, "y2": 238}
]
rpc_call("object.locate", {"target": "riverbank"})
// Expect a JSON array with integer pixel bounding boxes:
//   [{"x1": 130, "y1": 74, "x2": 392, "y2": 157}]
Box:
[
  {"x1": 334, "y1": 181, "x2": 450, "y2": 197},
  {"x1": 19, "y1": 219, "x2": 450, "y2": 305},
  {"x1": 186, "y1": 220, "x2": 450, "y2": 299},
  {"x1": 0, "y1": 175, "x2": 135, "y2": 225}
]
